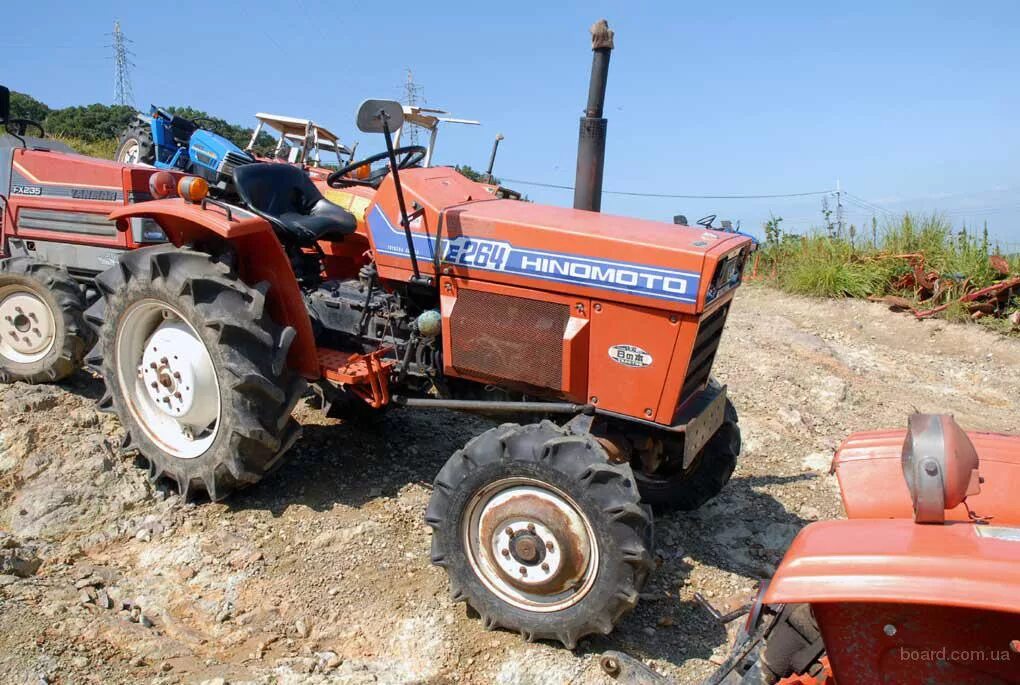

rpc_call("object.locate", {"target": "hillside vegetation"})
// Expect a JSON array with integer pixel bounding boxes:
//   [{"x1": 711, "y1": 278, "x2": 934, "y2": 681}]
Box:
[
  {"x1": 755, "y1": 213, "x2": 1020, "y2": 331},
  {"x1": 8, "y1": 91, "x2": 275, "y2": 156}
]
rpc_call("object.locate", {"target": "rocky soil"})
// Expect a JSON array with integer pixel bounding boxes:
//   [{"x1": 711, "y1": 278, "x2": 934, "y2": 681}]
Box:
[{"x1": 1, "y1": 284, "x2": 1018, "y2": 685}]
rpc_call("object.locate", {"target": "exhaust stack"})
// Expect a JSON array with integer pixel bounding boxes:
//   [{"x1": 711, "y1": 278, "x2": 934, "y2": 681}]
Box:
[{"x1": 573, "y1": 19, "x2": 614, "y2": 212}]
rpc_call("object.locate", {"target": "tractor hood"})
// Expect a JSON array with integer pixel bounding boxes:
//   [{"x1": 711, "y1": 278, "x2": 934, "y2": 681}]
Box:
[{"x1": 367, "y1": 167, "x2": 753, "y2": 314}]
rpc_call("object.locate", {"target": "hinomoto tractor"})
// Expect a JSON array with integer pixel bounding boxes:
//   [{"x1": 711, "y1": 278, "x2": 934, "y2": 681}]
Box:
[{"x1": 81, "y1": 90, "x2": 752, "y2": 647}]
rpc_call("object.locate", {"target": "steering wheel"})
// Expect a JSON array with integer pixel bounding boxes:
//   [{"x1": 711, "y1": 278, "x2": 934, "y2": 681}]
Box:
[
  {"x1": 4, "y1": 118, "x2": 45, "y2": 138},
  {"x1": 327, "y1": 145, "x2": 427, "y2": 188},
  {"x1": 697, "y1": 214, "x2": 717, "y2": 229},
  {"x1": 190, "y1": 116, "x2": 217, "y2": 129}
]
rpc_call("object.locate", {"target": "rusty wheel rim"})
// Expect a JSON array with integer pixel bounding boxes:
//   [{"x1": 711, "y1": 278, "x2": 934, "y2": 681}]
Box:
[{"x1": 462, "y1": 477, "x2": 598, "y2": 612}]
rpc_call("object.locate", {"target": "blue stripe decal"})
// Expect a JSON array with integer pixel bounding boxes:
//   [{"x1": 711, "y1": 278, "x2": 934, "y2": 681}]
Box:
[{"x1": 367, "y1": 205, "x2": 700, "y2": 303}]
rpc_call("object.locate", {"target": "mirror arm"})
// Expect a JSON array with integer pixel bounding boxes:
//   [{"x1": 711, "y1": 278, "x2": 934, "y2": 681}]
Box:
[{"x1": 380, "y1": 113, "x2": 422, "y2": 282}]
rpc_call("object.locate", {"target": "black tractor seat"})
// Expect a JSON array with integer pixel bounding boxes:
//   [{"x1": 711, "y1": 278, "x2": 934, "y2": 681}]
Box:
[{"x1": 233, "y1": 163, "x2": 357, "y2": 245}]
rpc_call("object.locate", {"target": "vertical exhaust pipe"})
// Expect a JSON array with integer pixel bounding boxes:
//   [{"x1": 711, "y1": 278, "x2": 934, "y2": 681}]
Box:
[{"x1": 573, "y1": 19, "x2": 614, "y2": 212}]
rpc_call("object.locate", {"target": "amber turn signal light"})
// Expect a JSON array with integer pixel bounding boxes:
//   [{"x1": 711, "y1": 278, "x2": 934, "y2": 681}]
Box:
[{"x1": 178, "y1": 176, "x2": 209, "y2": 203}]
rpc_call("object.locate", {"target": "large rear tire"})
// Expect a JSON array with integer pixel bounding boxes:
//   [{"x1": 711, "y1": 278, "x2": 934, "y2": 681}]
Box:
[
  {"x1": 426, "y1": 421, "x2": 654, "y2": 648},
  {"x1": 634, "y1": 380, "x2": 741, "y2": 511},
  {"x1": 115, "y1": 121, "x2": 155, "y2": 165},
  {"x1": 85, "y1": 245, "x2": 305, "y2": 501},
  {"x1": 0, "y1": 257, "x2": 90, "y2": 384}
]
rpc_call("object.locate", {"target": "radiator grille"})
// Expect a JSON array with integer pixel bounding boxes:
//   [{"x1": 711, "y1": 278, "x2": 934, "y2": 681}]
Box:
[
  {"x1": 679, "y1": 303, "x2": 729, "y2": 403},
  {"x1": 450, "y1": 289, "x2": 570, "y2": 391}
]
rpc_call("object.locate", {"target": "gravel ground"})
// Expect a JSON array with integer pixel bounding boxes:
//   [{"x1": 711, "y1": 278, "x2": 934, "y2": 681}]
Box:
[{"x1": 1, "y1": 283, "x2": 1019, "y2": 685}]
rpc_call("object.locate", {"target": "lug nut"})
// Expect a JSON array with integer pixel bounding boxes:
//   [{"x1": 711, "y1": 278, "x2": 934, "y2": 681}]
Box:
[
  {"x1": 541, "y1": 563, "x2": 550, "y2": 572},
  {"x1": 150, "y1": 382, "x2": 158, "y2": 389},
  {"x1": 174, "y1": 392, "x2": 182, "y2": 400},
  {"x1": 160, "y1": 357, "x2": 168, "y2": 365},
  {"x1": 173, "y1": 371, "x2": 181, "y2": 380},
  {"x1": 527, "y1": 523, "x2": 536, "y2": 534},
  {"x1": 546, "y1": 542, "x2": 554, "y2": 552},
  {"x1": 519, "y1": 567, "x2": 527, "y2": 576},
  {"x1": 504, "y1": 527, "x2": 514, "y2": 537},
  {"x1": 501, "y1": 549, "x2": 510, "y2": 558},
  {"x1": 149, "y1": 362, "x2": 157, "y2": 369}
]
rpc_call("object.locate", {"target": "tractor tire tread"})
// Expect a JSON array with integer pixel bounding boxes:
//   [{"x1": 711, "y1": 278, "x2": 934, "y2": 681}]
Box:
[
  {"x1": 426, "y1": 421, "x2": 654, "y2": 649},
  {"x1": 87, "y1": 245, "x2": 304, "y2": 501}
]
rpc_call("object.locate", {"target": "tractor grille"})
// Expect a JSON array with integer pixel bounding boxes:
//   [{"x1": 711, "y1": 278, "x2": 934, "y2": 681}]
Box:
[
  {"x1": 449, "y1": 289, "x2": 570, "y2": 391},
  {"x1": 679, "y1": 303, "x2": 730, "y2": 403},
  {"x1": 218, "y1": 150, "x2": 255, "y2": 178}
]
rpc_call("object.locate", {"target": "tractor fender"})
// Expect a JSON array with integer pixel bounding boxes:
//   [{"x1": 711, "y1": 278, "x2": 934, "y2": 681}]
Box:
[
  {"x1": 763, "y1": 518, "x2": 1020, "y2": 615},
  {"x1": 108, "y1": 199, "x2": 319, "y2": 379},
  {"x1": 832, "y1": 429, "x2": 1020, "y2": 524}
]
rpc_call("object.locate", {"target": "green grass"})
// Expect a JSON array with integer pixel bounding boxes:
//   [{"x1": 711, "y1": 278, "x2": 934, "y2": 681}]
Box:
[
  {"x1": 757, "y1": 213, "x2": 1018, "y2": 330},
  {"x1": 53, "y1": 135, "x2": 118, "y2": 160}
]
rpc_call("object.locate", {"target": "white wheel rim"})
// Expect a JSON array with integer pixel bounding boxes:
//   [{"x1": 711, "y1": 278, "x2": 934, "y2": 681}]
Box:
[
  {"x1": 462, "y1": 477, "x2": 599, "y2": 612},
  {"x1": 120, "y1": 140, "x2": 140, "y2": 164},
  {"x1": 0, "y1": 286, "x2": 57, "y2": 364},
  {"x1": 115, "y1": 299, "x2": 221, "y2": 460}
]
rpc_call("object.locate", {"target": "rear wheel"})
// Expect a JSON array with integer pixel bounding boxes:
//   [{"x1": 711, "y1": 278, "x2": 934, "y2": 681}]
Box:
[
  {"x1": 0, "y1": 257, "x2": 90, "y2": 383},
  {"x1": 115, "y1": 122, "x2": 155, "y2": 165},
  {"x1": 426, "y1": 421, "x2": 654, "y2": 648},
  {"x1": 86, "y1": 245, "x2": 305, "y2": 500},
  {"x1": 634, "y1": 380, "x2": 741, "y2": 511}
]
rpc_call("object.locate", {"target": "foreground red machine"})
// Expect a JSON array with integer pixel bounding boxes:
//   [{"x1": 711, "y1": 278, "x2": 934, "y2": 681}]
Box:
[
  {"x1": 602, "y1": 413, "x2": 1020, "y2": 684},
  {"x1": 3, "y1": 78, "x2": 753, "y2": 646}
]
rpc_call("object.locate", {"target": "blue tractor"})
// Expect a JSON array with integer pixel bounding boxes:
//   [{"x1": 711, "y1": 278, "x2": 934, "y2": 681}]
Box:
[{"x1": 114, "y1": 106, "x2": 255, "y2": 196}]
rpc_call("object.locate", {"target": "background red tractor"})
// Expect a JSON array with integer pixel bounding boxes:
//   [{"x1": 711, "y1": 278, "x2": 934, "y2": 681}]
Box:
[{"x1": 0, "y1": 86, "x2": 186, "y2": 383}]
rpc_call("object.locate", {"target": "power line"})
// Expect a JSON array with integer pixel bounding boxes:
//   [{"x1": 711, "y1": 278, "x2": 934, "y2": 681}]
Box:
[
  {"x1": 106, "y1": 20, "x2": 135, "y2": 106},
  {"x1": 844, "y1": 192, "x2": 895, "y2": 216},
  {"x1": 500, "y1": 177, "x2": 835, "y2": 199}
]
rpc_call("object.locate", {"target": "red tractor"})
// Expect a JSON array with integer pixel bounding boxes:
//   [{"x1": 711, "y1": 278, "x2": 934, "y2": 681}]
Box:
[
  {"x1": 1, "y1": 83, "x2": 753, "y2": 646},
  {"x1": 0, "y1": 91, "x2": 190, "y2": 383},
  {"x1": 602, "y1": 414, "x2": 1020, "y2": 684}
]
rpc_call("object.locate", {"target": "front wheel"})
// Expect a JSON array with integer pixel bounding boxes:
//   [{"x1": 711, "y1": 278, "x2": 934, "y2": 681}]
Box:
[
  {"x1": 634, "y1": 381, "x2": 741, "y2": 511},
  {"x1": 426, "y1": 421, "x2": 654, "y2": 648},
  {"x1": 86, "y1": 245, "x2": 306, "y2": 500},
  {"x1": 0, "y1": 257, "x2": 90, "y2": 383}
]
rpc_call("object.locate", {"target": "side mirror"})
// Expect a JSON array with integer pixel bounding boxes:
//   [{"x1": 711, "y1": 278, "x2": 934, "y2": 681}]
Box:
[
  {"x1": 355, "y1": 99, "x2": 404, "y2": 134},
  {"x1": 0, "y1": 86, "x2": 10, "y2": 124}
]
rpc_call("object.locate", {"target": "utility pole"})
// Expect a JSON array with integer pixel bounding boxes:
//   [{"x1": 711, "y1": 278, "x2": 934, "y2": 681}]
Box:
[
  {"x1": 401, "y1": 68, "x2": 425, "y2": 146},
  {"x1": 108, "y1": 21, "x2": 135, "y2": 106},
  {"x1": 835, "y1": 178, "x2": 844, "y2": 238}
]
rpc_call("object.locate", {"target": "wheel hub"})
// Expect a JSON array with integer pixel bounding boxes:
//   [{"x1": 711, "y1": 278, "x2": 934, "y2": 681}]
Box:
[
  {"x1": 496, "y1": 520, "x2": 563, "y2": 585},
  {"x1": 116, "y1": 300, "x2": 222, "y2": 460},
  {"x1": 138, "y1": 322, "x2": 217, "y2": 428},
  {"x1": 464, "y1": 479, "x2": 597, "y2": 612},
  {"x1": 0, "y1": 290, "x2": 56, "y2": 361}
]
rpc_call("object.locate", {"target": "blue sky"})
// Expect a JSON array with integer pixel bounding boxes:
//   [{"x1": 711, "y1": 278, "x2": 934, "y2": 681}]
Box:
[{"x1": 4, "y1": 1, "x2": 1019, "y2": 245}]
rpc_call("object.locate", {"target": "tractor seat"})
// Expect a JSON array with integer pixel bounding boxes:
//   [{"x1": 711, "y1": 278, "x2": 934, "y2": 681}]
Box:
[{"x1": 233, "y1": 163, "x2": 357, "y2": 245}]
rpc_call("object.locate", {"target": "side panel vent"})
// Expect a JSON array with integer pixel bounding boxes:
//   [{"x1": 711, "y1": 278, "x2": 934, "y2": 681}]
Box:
[
  {"x1": 679, "y1": 303, "x2": 729, "y2": 403},
  {"x1": 450, "y1": 289, "x2": 570, "y2": 391}
]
